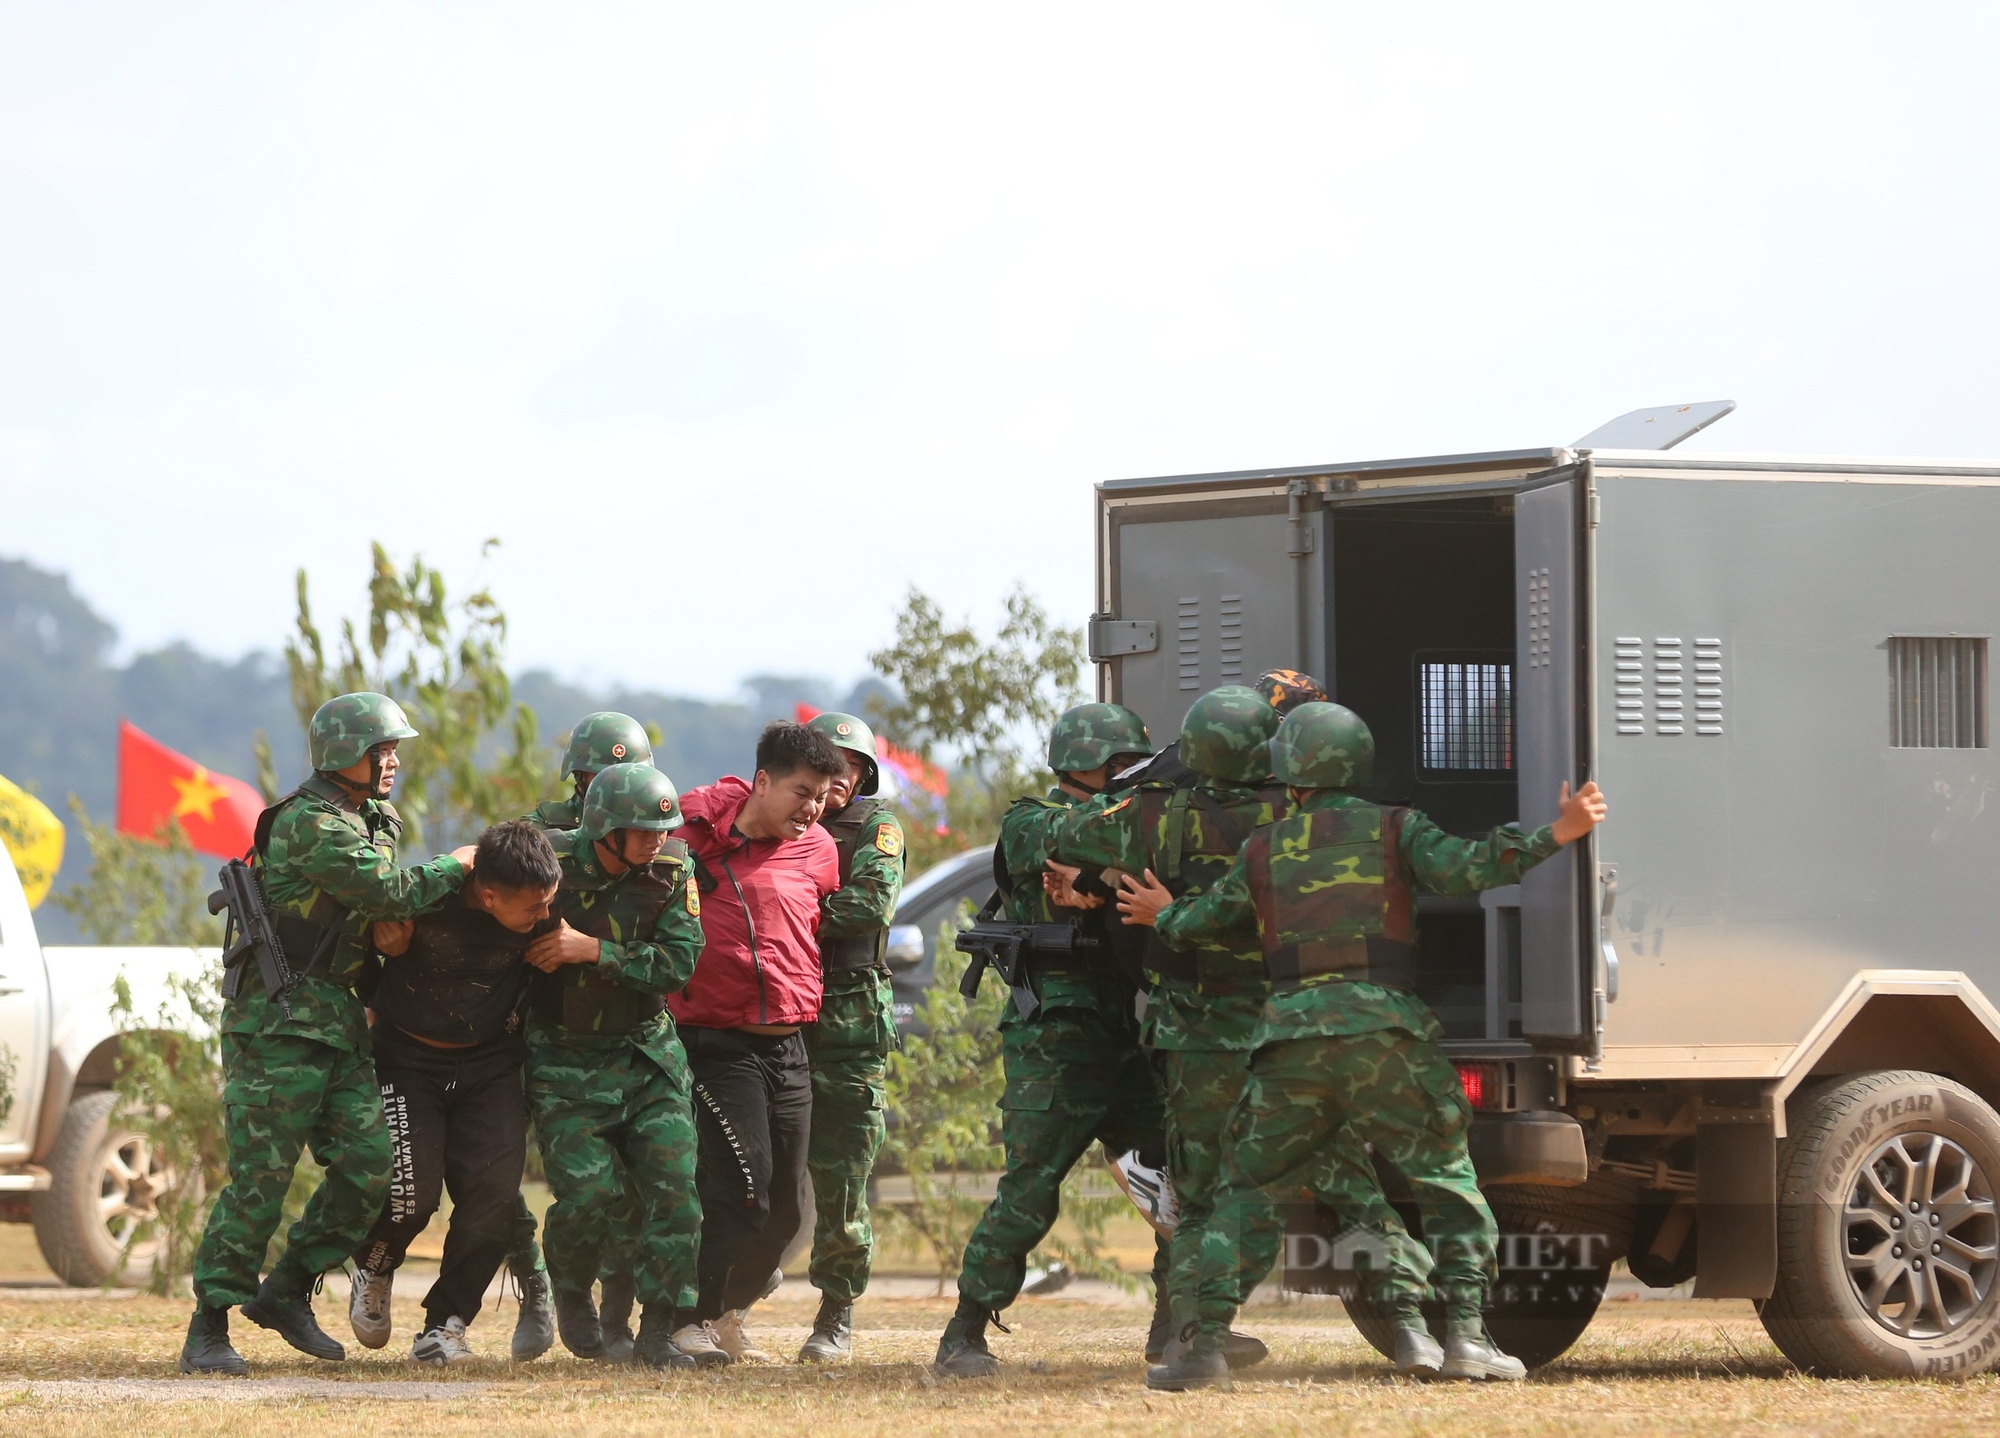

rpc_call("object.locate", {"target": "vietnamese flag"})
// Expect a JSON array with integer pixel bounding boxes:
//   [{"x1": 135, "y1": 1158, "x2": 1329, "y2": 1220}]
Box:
[{"x1": 116, "y1": 721, "x2": 263, "y2": 860}]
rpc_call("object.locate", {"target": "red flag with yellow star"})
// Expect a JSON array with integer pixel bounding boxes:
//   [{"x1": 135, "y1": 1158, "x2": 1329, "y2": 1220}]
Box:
[{"x1": 116, "y1": 721, "x2": 263, "y2": 859}]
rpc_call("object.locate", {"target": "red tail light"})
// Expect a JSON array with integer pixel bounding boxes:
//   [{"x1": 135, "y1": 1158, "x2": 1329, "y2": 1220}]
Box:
[{"x1": 1454, "y1": 1061, "x2": 1491, "y2": 1110}]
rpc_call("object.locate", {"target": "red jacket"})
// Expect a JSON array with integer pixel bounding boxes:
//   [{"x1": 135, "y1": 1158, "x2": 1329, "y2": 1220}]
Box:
[{"x1": 666, "y1": 776, "x2": 840, "y2": 1029}]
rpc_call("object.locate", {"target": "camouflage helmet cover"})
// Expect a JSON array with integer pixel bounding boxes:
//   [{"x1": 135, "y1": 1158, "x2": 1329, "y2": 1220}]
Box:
[
  {"x1": 562, "y1": 711, "x2": 653, "y2": 777},
  {"x1": 309, "y1": 692, "x2": 419, "y2": 772},
  {"x1": 1047, "y1": 703, "x2": 1152, "y2": 774},
  {"x1": 1253, "y1": 668, "x2": 1331, "y2": 716},
  {"x1": 805, "y1": 711, "x2": 880, "y2": 797},
  {"x1": 1270, "y1": 702, "x2": 1376, "y2": 790},
  {"x1": 579, "y1": 762, "x2": 684, "y2": 842},
  {"x1": 1178, "y1": 685, "x2": 1281, "y2": 783}
]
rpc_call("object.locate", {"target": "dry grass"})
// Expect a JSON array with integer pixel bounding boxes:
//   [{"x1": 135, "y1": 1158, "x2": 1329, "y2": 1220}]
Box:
[{"x1": 3, "y1": 1285, "x2": 2000, "y2": 1438}]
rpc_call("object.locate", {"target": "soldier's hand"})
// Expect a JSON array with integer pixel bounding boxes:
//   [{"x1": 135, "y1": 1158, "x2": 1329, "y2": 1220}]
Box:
[
  {"x1": 1043, "y1": 861, "x2": 1105, "y2": 910},
  {"x1": 526, "y1": 920, "x2": 601, "y2": 971},
  {"x1": 1552, "y1": 780, "x2": 1609, "y2": 844},
  {"x1": 1116, "y1": 869, "x2": 1174, "y2": 928},
  {"x1": 449, "y1": 844, "x2": 478, "y2": 867},
  {"x1": 371, "y1": 920, "x2": 414, "y2": 957}
]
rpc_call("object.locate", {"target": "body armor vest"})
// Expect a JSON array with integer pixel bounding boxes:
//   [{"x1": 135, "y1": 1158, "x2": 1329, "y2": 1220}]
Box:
[
  {"x1": 533, "y1": 851, "x2": 683, "y2": 1034},
  {"x1": 1138, "y1": 781, "x2": 1288, "y2": 992},
  {"x1": 1245, "y1": 802, "x2": 1418, "y2": 991},
  {"x1": 251, "y1": 784, "x2": 400, "y2": 988},
  {"x1": 818, "y1": 796, "x2": 893, "y2": 973}
]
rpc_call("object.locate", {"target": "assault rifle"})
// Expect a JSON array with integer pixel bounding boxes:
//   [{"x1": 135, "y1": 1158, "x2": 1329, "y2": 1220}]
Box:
[
  {"x1": 955, "y1": 903, "x2": 1101, "y2": 1020},
  {"x1": 210, "y1": 859, "x2": 298, "y2": 1020}
]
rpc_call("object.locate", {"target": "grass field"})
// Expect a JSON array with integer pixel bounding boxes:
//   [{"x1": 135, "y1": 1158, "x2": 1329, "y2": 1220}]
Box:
[{"x1": 6, "y1": 1256, "x2": 2000, "y2": 1436}]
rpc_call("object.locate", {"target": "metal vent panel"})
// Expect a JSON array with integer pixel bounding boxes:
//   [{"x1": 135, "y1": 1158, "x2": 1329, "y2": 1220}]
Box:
[
  {"x1": 1610, "y1": 634, "x2": 1724, "y2": 736},
  {"x1": 1889, "y1": 637, "x2": 1987, "y2": 748}
]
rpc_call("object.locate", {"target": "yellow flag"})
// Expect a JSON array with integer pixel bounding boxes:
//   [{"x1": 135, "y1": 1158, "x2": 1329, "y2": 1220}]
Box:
[{"x1": 0, "y1": 774, "x2": 64, "y2": 909}]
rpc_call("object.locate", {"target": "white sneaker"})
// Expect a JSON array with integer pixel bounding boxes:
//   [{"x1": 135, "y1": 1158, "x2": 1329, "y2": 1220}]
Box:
[
  {"x1": 710, "y1": 1310, "x2": 771, "y2": 1363},
  {"x1": 349, "y1": 1268, "x2": 393, "y2": 1350},
  {"x1": 672, "y1": 1322, "x2": 734, "y2": 1368},
  {"x1": 412, "y1": 1315, "x2": 474, "y2": 1366}
]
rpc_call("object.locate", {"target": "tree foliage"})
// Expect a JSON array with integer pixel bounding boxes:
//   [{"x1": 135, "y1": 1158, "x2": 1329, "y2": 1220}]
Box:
[
  {"x1": 285, "y1": 541, "x2": 553, "y2": 852},
  {"x1": 51, "y1": 805, "x2": 221, "y2": 948},
  {"x1": 868, "y1": 586, "x2": 1087, "y2": 857}
]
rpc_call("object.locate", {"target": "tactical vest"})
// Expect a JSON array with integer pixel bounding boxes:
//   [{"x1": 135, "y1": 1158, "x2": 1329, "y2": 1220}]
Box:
[
  {"x1": 250, "y1": 784, "x2": 399, "y2": 986},
  {"x1": 532, "y1": 844, "x2": 686, "y2": 1034},
  {"x1": 1245, "y1": 802, "x2": 1418, "y2": 991},
  {"x1": 1139, "y1": 780, "x2": 1288, "y2": 994},
  {"x1": 818, "y1": 796, "x2": 894, "y2": 974}
]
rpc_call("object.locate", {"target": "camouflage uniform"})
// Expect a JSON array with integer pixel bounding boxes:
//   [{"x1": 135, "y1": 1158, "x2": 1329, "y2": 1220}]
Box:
[
  {"x1": 192, "y1": 773, "x2": 466, "y2": 1306},
  {"x1": 806, "y1": 796, "x2": 905, "y2": 1303},
  {"x1": 527, "y1": 820, "x2": 707, "y2": 1312},
  {"x1": 1048, "y1": 718, "x2": 1289, "y2": 1339},
  {"x1": 1157, "y1": 779, "x2": 1559, "y2": 1331},
  {"x1": 955, "y1": 786, "x2": 1169, "y2": 1310}
]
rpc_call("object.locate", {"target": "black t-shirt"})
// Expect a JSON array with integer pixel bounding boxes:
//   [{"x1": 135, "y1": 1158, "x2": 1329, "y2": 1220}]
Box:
[{"x1": 372, "y1": 898, "x2": 555, "y2": 1047}]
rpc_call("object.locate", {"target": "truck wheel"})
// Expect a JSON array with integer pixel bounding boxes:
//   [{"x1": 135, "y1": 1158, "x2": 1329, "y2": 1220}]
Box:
[
  {"x1": 30, "y1": 1090, "x2": 172, "y2": 1288},
  {"x1": 1761, "y1": 1070, "x2": 2000, "y2": 1379},
  {"x1": 1339, "y1": 1187, "x2": 1613, "y2": 1370}
]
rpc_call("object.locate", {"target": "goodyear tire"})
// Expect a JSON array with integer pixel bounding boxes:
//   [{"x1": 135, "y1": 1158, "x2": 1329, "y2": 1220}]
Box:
[
  {"x1": 1761, "y1": 1070, "x2": 2000, "y2": 1379},
  {"x1": 1338, "y1": 1186, "x2": 1614, "y2": 1370},
  {"x1": 30, "y1": 1090, "x2": 171, "y2": 1288}
]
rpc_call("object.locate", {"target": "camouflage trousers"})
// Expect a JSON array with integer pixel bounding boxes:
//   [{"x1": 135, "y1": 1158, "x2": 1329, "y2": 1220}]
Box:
[
  {"x1": 958, "y1": 1005, "x2": 1168, "y2": 1310},
  {"x1": 1157, "y1": 1047, "x2": 1283, "y2": 1332},
  {"x1": 526, "y1": 1024, "x2": 702, "y2": 1311},
  {"x1": 805, "y1": 969, "x2": 896, "y2": 1304},
  {"x1": 1198, "y1": 1028, "x2": 1493, "y2": 1331},
  {"x1": 193, "y1": 1032, "x2": 392, "y2": 1307}
]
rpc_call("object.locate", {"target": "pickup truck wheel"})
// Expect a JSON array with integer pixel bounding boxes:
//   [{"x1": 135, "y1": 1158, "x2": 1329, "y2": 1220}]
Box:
[
  {"x1": 30, "y1": 1090, "x2": 172, "y2": 1288},
  {"x1": 1761, "y1": 1070, "x2": 2000, "y2": 1379},
  {"x1": 1339, "y1": 1188, "x2": 1613, "y2": 1370}
]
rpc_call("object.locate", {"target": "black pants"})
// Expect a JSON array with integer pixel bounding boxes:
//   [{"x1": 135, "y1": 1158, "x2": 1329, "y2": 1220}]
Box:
[
  {"x1": 353, "y1": 1024, "x2": 528, "y2": 1326},
  {"x1": 681, "y1": 1026, "x2": 813, "y2": 1320}
]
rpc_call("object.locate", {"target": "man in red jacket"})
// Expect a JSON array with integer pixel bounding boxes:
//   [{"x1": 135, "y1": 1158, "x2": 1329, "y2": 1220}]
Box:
[{"x1": 667, "y1": 720, "x2": 845, "y2": 1363}]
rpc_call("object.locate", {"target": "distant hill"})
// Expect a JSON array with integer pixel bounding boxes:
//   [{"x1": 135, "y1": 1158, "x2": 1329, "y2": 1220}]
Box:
[{"x1": 1, "y1": 556, "x2": 883, "y2": 936}]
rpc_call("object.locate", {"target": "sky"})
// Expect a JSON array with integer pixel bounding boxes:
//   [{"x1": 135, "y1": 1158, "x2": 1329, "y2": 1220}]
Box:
[{"x1": 4, "y1": 2, "x2": 1999, "y2": 699}]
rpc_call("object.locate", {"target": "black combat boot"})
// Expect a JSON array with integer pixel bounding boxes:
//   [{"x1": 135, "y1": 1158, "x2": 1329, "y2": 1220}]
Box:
[
  {"x1": 510, "y1": 1266, "x2": 555, "y2": 1362},
  {"x1": 1143, "y1": 1282, "x2": 1174, "y2": 1362},
  {"x1": 932, "y1": 1298, "x2": 1002, "y2": 1378},
  {"x1": 797, "y1": 1293, "x2": 854, "y2": 1363},
  {"x1": 1161, "y1": 1319, "x2": 1272, "y2": 1371},
  {"x1": 554, "y1": 1286, "x2": 604, "y2": 1359},
  {"x1": 178, "y1": 1303, "x2": 249, "y2": 1376},
  {"x1": 241, "y1": 1269, "x2": 345, "y2": 1361},
  {"x1": 1145, "y1": 1324, "x2": 1231, "y2": 1392},
  {"x1": 632, "y1": 1304, "x2": 696, "y2": 1371},
  {"x1": 597, "y1": 1270, "x2": 637, "y2": 1364}
]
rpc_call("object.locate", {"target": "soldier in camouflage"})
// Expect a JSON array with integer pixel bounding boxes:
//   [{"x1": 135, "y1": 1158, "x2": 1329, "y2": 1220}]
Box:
[
  {"x1": 1045, "y1": 686, "x2": 1292, "y2": 1376},
  {"x1": 523, "y1": 762, "x2": 715, "y2": 1371},
  {"x1": 1122, "y1": 702, "x2": 1607, "y2": 1388},
  {"x1": 509, "y1": 711, "x2": 656, "y2": 1363},
  {"x1": 933, "y1": 703, "x2": 1166, "y2": 1379},
  {"x1": 799, "y1": 712, "x2": 906, "y2": 1363},
  {"x1": 180, "y1": 693, "x2": 474, "y2": 1376}
]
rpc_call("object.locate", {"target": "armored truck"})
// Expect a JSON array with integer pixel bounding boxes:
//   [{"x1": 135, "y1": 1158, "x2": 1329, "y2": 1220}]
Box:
[{"x1": 1093, "y1": 403, "x2": 2000, "y2": 1379}]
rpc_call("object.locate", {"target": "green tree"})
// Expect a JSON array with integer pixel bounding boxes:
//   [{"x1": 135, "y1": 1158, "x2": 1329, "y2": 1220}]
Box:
[
  {"x1": 285, "y1": 541, "x2": 554, "y2": 851},
  {"x1": 51, "y1": 805, "x2": 220, "y2": 947},
  {"x1": 867, "y1": 585, "x2": 1087, "y2": 870}
]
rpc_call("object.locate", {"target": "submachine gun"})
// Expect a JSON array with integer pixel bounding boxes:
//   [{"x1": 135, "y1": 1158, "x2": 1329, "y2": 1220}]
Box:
[
  {"x1": 954, "y1": 889, "x2": 1101, "y2": 1021},
  {"x1": 210, "y1": 859, "x2": 299, "y2": 1020}
]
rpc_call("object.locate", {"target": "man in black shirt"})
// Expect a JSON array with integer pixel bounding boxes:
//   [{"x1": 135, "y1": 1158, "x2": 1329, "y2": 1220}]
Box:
[{"x1": 346, "y1": 821, "x2": 561, "y2": 1364}]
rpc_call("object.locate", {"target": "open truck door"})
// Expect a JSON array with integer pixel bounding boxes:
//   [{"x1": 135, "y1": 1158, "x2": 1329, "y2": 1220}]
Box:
[{"x1": 1514, "y1": 467, "x2": 1597, "y2": 1050}]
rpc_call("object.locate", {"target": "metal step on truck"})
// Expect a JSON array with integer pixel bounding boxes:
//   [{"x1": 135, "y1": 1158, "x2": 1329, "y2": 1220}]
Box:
[{"x1": 1093, "y1": 402, "x2": 2000, "y2": 1380}]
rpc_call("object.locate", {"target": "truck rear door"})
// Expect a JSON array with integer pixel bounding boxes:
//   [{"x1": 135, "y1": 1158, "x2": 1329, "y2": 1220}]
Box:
[{"x1": 1515, "y1": 467, "x2": 1596, "y2": 1048}]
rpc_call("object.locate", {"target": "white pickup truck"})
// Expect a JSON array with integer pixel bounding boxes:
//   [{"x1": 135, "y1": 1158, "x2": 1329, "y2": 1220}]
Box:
[{"x1": 0, "y1": 852, "x2": 210, "y2": 1285}]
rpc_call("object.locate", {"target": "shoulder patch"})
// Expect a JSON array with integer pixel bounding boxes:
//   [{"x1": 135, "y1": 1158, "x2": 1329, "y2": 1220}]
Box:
[
  {"x1": 1102, "y1": 796, "x2": 1134, "y2": 816},
  {"x1": 874, "y1": 824, "x2": 903, "y2": 858},
  {"x1": 684, "y1": 873, "x2": 701, "y2": 917}
]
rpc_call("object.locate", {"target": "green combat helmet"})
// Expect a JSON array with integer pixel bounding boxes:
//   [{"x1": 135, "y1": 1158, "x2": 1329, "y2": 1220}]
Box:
[
  {"x1": 578, "y1": 762, "x2": 684, "y2": 842},
  {"x1": 1178, "y1": 685, "x2": 1281, "y2": 784},
  {"x1": 562, "y1": 712, "x2": 653, "y2": 777},
  {"x1": 309, "y1": 692, "x2": 419, "y2": 772},
  {"x1": 1270, "y1": 701, "x2": 1375, "y2": 790},
  {"x1": 806, "y1": 712, "x2": 880, "y2": 796},
  {"x1": 1047, "y1": 702, "x2": 1152, "y2": 774}
]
